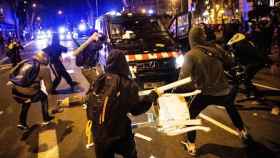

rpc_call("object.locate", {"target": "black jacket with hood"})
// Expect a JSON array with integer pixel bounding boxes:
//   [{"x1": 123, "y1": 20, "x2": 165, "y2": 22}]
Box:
[
  {"x1": 92, "y1": 49, "x2": 157, "y2": 142},
  {"x1": 178, "y1": 27, "x2": 233, "y2": 96}
]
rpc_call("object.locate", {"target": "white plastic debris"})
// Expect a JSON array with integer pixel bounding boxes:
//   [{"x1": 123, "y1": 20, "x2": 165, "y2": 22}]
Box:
[{"x1": 0, "y1": 110, "x2": 4, "y2": 115}]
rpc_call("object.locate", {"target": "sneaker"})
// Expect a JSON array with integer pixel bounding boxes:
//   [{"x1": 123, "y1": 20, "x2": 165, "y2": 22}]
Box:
[
  {"x1": 17, "y1": 124, "x2": 29, "y2": 131},
  {"x1": 41, "y1": 116, "x2": 55, "y2": 126},
  {"x1": 181, "y1": 141, "x2": 197, "y2": 156}
]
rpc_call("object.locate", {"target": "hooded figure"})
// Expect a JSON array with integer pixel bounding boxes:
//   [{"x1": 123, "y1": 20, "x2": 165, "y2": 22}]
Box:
[
  {"x1": 177, "y1": 26, "x2": 251, "y2": 156},
  {"x1": 43, "y1": 34, "x2": 78, "y2": 93},
  {"x1": 105, "y1": 49, "x2": 131, "y2": 79},
  {"x1": 89, "y1": 49, "x2": 158, "y2": 158}
]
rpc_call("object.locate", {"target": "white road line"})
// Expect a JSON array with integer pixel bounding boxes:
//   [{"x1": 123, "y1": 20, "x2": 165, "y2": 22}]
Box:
[
  {"x1": 253, "y1": 82, "x2": 280, "y2": 91},
  {"x1": 38, "y1": 129, "x2": 60, "y2": 158},
  {"x1": 199, "y1": 113, "x2": 240, "y2": 136},
  {"x1": 23, "y1": 41, "x2": 34, "y2": 48}
]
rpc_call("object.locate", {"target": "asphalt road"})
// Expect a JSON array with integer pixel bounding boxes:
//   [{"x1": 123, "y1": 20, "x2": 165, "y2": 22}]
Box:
[{"x1": 0, "y1": 39, "x2": 280, "y2": 158}]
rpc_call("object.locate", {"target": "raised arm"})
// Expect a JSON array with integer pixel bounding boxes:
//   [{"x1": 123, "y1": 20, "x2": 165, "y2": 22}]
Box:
[{"x1": 72, "y1": 32, "x2": 99, "y2": 56}]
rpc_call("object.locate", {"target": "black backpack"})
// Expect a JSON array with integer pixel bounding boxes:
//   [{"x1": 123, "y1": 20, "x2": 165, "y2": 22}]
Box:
[
  {"x1": 9, "y1": 59, "x2": 40, "y2": 87},
  {"x1": 86, "y1": 73, "x2": 122, "y2": 143}
]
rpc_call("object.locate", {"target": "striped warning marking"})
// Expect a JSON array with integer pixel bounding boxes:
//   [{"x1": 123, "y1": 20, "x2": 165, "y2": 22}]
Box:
[
  {"x1": 199, "y1": 113, "x2": 240, "y2": 136},
  {"x1": 38, "y1": 129, "x2": 60, "y2": 158}
]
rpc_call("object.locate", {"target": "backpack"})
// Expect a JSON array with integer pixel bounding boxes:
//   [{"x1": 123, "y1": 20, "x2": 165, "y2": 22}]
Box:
[
  {"x1": 9, "y1": 59, "x2": 40, "y2": 87},
  {"x1": 86, "y1": 73, "x2": 122, "y2": 143}
]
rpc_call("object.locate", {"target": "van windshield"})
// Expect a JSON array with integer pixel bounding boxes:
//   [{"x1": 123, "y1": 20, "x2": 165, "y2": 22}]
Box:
[{"x1": 109, "y1": 16, "x2": 176, "y2": 53}]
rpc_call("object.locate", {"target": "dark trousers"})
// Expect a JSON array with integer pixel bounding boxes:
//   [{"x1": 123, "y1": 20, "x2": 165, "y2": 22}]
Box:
[
  {"x1": 244, "y1": 63, "x2": 264, "y2": 96},
  {"x1": 94, "y1": 137, "x2": 137, "y2": 158},
  {"x1": 17, "y1": 91, "x2": 51, "y2": 125},
  {"x1": 187, "y1": 90, "x2": 245, "y2": 143},
  {"x1": 50, "y1": 61, "x2": 74, "y2": 90}
]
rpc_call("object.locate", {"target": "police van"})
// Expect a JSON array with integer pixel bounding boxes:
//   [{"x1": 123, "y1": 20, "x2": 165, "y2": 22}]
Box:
[{"x1": 95, "y1": 12, "x2": 185, "y2": 89}]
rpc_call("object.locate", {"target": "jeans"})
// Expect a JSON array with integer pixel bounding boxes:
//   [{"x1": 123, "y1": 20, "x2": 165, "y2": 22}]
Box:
[{"x1": 187, "y1": 89, "x2": 245, "y2": 143}]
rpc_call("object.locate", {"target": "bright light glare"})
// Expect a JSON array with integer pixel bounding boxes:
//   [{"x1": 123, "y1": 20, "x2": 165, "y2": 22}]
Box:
[
  {"x1": 59, "y1": 34, "x2": 65, "y2": 40},
  {"x1": 35, "y1": 39, "x2": 48, "y2": 49},
  {"x1": 176, "y1": 55, "x2": 184, "y2": 68},
  {"x1": 66, "y1": 32, "x2": 72, "y2": 40},
  {"x1": 78, "y1": 23, "x2": 87, "y2": 31},
  {"x1": 148, "y1": 9, "x2": 154, "y2": 14},
  {"x1": 58, "y1": 26, "x2": 66, "y2": 34}
]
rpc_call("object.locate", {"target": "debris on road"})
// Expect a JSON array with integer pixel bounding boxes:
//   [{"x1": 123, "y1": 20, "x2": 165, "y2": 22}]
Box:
[
  {"x1": 0, "y1": 110, "x2": 4, "y2": 115},
  {"x1": 253, "y1": 113, "x2": 258, "y2": 117}
]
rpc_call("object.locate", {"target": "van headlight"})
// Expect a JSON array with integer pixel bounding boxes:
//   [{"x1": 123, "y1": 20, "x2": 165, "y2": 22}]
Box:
[{"x1": 175, "y1": 55, "x2": 184, "y2": 68}]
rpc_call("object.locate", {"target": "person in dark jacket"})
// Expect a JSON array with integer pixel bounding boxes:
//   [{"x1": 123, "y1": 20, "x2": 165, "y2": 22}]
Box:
[
  {"x1": 73, "y1": 30, "x2": 104, "y2": 85},
  {"x1": 92, "y1": 49, "x2": 158, "y2": 158},
  {"x1": 228, "y1": 33, "x2": 265, "y2": 98},
  {"x1": 43, "y1": 34, "x2": 78, "y2": 93},
  {"x1": 9, "y1": 51, "x2": 54, "y2": 130},
  {"x1": 176, "y1": 26, "x2": 251, "y2": 156}
]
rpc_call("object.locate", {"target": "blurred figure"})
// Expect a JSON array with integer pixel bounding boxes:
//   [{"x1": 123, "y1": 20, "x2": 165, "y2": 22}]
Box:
[
  {"x1": 43, "y1": 34, "x2": 78, "y2": 94},
  {"x1": 6, "y1": 37, "x2": 23, "y2": 67},
  {"x1": 176, "y1": 27, "x2": 251, "y2": 156},
  {"x1": 228, "y1": 33, "x2": 266, "y2": 98},
  {"x1": 9, "y1": 51, "x2": 54, "y2": 130}
]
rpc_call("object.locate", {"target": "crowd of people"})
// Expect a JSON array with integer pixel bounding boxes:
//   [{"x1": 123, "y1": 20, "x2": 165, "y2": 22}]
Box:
[{"x1": 4, "y1": 16, "x2": 279, "y2": 158}]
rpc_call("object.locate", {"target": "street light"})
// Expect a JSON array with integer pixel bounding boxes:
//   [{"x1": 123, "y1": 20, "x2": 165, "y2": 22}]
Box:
[
  {"x1": 32, "y1": 3, "x2": 37, "y2": 8},
  {"x1": 58, "y1": 10, "x2": 63, "y2": 15},
  {"x1": 36, "y1": 16, "x2": 41, "y2": 21}
]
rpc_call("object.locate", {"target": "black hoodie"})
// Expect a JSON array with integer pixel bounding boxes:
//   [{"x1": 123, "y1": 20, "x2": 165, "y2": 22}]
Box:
[{"x1": 92, "y1": 49, "x2": 157, "y2": 142}]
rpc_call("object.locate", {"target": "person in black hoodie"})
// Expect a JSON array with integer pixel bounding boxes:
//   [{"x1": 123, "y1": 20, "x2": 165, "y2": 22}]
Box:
[
  {"x1": 89, "y1": 49, "x2": 158, "y2": 158},
  {"x1": 43, "y1": 34, "x2": 78, "y2": 93}
]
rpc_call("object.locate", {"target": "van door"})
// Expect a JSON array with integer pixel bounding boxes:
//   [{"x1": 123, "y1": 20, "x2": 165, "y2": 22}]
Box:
[{"x1": 168, "y1": 12, "x2": 192, "y2": 52}]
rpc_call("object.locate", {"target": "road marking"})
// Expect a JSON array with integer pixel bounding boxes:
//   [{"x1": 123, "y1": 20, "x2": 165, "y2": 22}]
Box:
[
  {"x1": 38, "y1": 129, "x2": 60, "y2": 158},
  {"x1": 23, "y1": 41, "x2": 34, "y2": 48},
  {"x1": 135, "y1": 133, "x2": 152, "y2": 142},
  {"x1": 253, "y1": 82, "x2": 280, "y2": 91},
  {"x1": 0, "y1": 57, "x2": 9, "y2": 65},
  {"x1": 199, "y1": 113, "x2": 240, "y2": 136}
]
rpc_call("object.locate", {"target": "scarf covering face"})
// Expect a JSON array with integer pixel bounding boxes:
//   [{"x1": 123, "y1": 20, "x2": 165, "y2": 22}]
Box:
[{"x1": 105, "y1": 49, "x2": 131, "y2": 78}]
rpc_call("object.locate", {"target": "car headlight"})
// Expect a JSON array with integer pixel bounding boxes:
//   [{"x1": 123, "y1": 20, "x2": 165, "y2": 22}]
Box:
[{"x1": 175, "y1": 54, "x2": 184, "y2": 68}]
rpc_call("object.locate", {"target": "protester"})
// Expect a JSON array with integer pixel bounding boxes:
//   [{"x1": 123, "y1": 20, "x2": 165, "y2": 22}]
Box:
[
  {"x1": 86, "y1": 50, "x2": 158, "y2": 158},
  {"x1": 43, "y1": 34, "x2": 78, "y2": 94},
  {"x1": 73, "y1": 30, "x2": 104, "y2": 85},
  {"x1": 8, "y1": 51, "x2": 54, "y2": 130},
  {"x1": 6, "y1": 37, "x2": 23, "y2": 67},
  {"x1": 176, "y1": 26, "x2": 252, "y2": 156},
  {"x1": 228, "y1": 33, "x2": 266, "y2": 98}
]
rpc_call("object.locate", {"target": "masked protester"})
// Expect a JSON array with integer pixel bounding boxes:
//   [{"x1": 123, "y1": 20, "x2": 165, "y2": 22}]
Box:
[
  {"x1": 9, "y1": 51, "x2": 54, "y2": 130},
  {"x1": 175, "y1": 27, "x2": 252, "y2": 156},
  {"x1": 86, "y1": 49, "x2": 158, "y2": 158},
  {"x1": 43, "y1": 34, "x2": 78, "y2": 94}
]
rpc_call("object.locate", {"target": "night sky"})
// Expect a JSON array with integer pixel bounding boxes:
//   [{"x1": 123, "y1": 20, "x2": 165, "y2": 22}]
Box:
[{"x1": 36, "y1": 0, "x2": 122, "y2": 28}]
